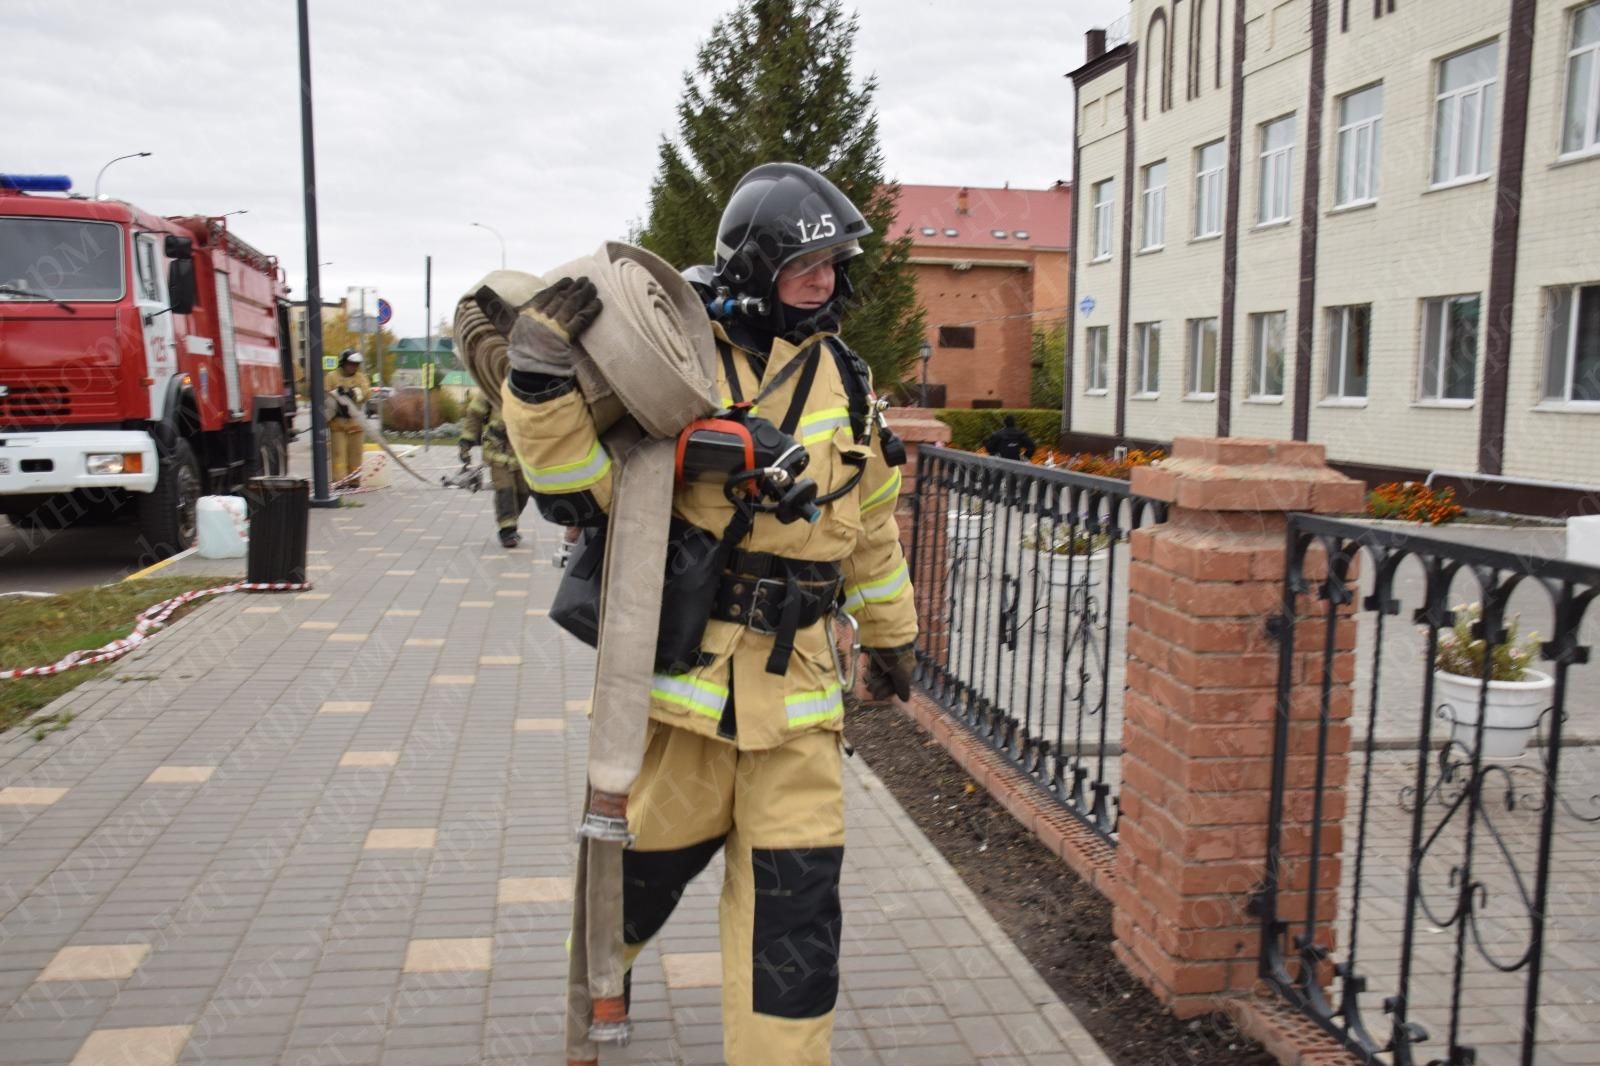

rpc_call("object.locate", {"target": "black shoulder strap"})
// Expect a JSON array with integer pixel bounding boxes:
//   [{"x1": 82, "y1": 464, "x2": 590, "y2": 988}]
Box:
[
  {"x1": 825, "y1": 337, "x2": 872, "y2": 445},
  {"x1": 778, "y1": 346, "x2": 823, "y2": 436},
  {"x1": 717, "y1": 340, "x2": 744, "y2": 405}
]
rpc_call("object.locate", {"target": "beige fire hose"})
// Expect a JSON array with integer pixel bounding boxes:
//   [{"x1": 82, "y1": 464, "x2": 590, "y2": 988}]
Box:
[{"x1": 458, "y1": 245, "x2": 719, "y2": 1064}]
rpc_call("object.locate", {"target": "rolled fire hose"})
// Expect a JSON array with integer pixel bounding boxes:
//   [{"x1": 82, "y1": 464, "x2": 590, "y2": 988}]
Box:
[{"x1": 458, "y1": 244, "x2": 720, "y2": 1064}]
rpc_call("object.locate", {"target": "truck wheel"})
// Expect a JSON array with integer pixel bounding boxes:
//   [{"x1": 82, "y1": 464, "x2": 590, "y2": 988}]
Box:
[
  {"x1": 138, "y1": 438, "x2": 201, "y2": 556},
  {"x1": 249, "y1": 421, "x2": 288, "y2": 478}
]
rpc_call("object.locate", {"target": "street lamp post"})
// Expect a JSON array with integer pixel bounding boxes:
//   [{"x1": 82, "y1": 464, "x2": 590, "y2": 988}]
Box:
[
  {"x1": 93, "y1": 151, "x2": 151, "y2": 200},
  {"x1": 219, "y1": 209, "x2": 248, "y2": 220},
  {"x1": 470, "y1": 221, "x2": 506, "y2": 269},
  {"x1": 919, "y1": 340, "x2": 933, "y2": 408}
]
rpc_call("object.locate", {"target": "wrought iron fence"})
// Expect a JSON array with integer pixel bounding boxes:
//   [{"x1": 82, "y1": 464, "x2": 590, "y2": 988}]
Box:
[
  {"x1": 907, "y1": 447, "x2": 1165, "y2": 843},
  {"x1": 1259, "y1": 513, "x2": 1600, "y2": 1065}
]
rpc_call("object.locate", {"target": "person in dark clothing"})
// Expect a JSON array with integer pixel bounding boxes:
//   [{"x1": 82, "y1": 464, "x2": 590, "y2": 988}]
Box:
[{"x1": 985, "y1": 416, "x2": 1037, "y2": 461}]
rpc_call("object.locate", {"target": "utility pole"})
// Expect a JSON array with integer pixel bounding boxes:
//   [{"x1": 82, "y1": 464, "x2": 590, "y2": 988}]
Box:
[
  {"x1": 423, "y1": 255, "x2": 433, "y2": 451},
  {"x1": 296, "y1": 0, "x2": 334, "y2": 506}
]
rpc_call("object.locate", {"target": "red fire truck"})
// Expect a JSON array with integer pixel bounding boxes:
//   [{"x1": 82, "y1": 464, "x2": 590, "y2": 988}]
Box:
[{"x1": 0, "y1": 175, "x2": 297, "y2": 556}]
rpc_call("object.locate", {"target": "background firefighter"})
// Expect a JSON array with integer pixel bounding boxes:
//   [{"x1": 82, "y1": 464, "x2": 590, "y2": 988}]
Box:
[
  {"x1": 324, "y1": 349, "x2": 369, "y2": 485},
  {"x1": 500, "y1": 163, "x2": 917, "y2": 1066},
  {"x1": 458, "y1": 388, "x2": 532, "y2": 548}
]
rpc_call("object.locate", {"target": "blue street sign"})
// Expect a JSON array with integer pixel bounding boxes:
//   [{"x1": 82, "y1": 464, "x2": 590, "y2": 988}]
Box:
[
  {"x1": 1079, "y1": 296, "x2": 1096, "y2": 316},
  {"x1": 377, "y1": 298, "x2": 393, "y2": 326}
]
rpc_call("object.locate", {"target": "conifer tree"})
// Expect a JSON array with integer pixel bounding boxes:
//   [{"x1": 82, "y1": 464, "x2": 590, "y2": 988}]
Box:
[{"x1": 640, "y1": 0, "x2": 924, "y2": 386}]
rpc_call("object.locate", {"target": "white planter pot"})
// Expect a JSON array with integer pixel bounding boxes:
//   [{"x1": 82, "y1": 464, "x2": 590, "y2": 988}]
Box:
[
  {"x1": 1043, "y1": 549, "x2": 1107, "y2": 589},
  {"x1": 946, "y1": 511, "x2": 985, "y2": 546},
  {"x1": 1432, "y1": 668, "x2": 1555, "y2": 759}
]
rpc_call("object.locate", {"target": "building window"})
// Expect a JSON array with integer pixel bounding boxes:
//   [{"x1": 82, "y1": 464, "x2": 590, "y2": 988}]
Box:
[
  {"x1": 1135, "y1": 322, "x2": 1162, "y2": 396},
  {"x1": 1186, "y1": 318, "x2": 1219, "y2": 397},
  {"x1": 1419, "y1": 295, "x2": 1480, "y2": 401},
  {"x1": 1194, "y1": 140, "x2": 1225, "y2": 237},
  {"x1": 1249, "y1": 311, "x2": 1287, "y2": 398},
  {"x1": 1257, "y1": 116, "x2": 1296, "y2": 224},
  {"x1": 938, "y1": 325, "x2": 975, "y2": 349},
  {"x1": 1433, "y1": 41, "x2": 1500, "y2": 186},
  {"x1": 1085, "y1": 326, "x2": 1110, "y2": 393},
  {"x1": 1563, "y1": 3, "x2": 1600, "y2": 157},
  {"x1": 1543, "y1": 283, "x2": 1600, "y2": 403},
  {"x1": 1141, "y1": 160, "x2": 1167, "y2": 251},
  {"x1": 1335, "y1": 84, "x2": 1383, "y2": 206},
  {"x1": 1326, "y1": 305, "x2": 1371, "y2": 400},
  {"x1": 1092, "y1": 178, "x2": 1116, "y2": 260}
]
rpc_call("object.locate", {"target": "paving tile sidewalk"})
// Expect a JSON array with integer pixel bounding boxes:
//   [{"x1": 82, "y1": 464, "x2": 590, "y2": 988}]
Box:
[{"x1": 0, "y1": 453, "x2": 1114, "y2": 1066}]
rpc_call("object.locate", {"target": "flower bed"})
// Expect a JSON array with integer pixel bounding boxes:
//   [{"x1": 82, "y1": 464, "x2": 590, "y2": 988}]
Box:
[{"x1": 1366, "y1": 481, "x2": 1464, "y2": 525}]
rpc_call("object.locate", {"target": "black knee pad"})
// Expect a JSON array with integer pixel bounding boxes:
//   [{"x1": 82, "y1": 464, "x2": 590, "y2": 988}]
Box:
[
  {"x1": 751, "y1": 846, "x2": 844, "y2": 1019},
  {"x1": 622, "y1": 836, "x2": 725, "y2": 946}
]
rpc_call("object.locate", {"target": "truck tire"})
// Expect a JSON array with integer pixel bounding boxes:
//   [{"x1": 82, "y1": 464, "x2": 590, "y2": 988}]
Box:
[
  {"x1": 249, "y1": 421, "x2": 288, "y2": 478},
  {"x1": 138, "y1": 438, "x2": 201, "y2": 556}
]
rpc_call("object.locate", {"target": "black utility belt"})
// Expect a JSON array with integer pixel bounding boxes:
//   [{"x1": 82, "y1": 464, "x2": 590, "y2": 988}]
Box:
[{"x1": 710, "y1": 554, "x2": 842, "y2": 635}]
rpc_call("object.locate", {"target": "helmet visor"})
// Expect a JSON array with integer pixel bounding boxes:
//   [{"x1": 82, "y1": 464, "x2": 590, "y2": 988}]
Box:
[{"x1": 778, "y1": 239, "x2": 863, "y2": 280}]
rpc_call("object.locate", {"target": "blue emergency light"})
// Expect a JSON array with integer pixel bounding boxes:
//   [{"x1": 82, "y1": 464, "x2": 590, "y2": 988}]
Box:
[{"x1": 0, "y1": 175, "x2": 73, "y2": 192}]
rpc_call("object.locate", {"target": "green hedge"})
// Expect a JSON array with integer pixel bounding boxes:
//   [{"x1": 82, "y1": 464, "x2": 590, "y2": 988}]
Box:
[{"x1": 933, "y1": 408, "x2": 1062, "y2": 452}]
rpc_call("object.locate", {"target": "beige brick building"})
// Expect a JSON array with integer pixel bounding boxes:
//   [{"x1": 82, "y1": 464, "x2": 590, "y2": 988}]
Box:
[{"x1": 1066, "y1": 0, "x2": 1600, "y2": 501}]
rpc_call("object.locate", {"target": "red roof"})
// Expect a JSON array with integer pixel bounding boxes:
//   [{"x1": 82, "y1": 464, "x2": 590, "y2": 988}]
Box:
[{"x1": 892, "y1": 183, "x2": 1071, "y2": 251}]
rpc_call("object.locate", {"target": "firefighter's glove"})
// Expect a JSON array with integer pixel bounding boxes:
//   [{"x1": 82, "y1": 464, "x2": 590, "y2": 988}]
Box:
[
  {"x1": 863, "y1": 644, "x2": 916, "y2": 702},
  {"x1": 458, "y1": 441, "x2": 474, "y2": 464},
  {"x1": 507, "y1": 276, "x2": 602, "y2": 379}
]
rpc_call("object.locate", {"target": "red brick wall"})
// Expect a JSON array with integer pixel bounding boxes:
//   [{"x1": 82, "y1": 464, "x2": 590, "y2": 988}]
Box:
[{"x1": 912, "y1": 248, "x2": 1035, "y2": 408}]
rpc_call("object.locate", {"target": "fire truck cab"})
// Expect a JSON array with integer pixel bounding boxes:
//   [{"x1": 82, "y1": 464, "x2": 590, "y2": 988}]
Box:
[{"x1": 0, "y1": 175, "x2": 297, "y2": 556}]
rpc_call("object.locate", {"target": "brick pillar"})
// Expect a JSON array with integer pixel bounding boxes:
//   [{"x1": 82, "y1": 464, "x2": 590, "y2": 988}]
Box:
[
  {"x1": 1111, "y1": 437, "x2": 1365, "y2": 1018},
  {"x1": 884, "y1": 409, "x2": 952, "y2": 671}
]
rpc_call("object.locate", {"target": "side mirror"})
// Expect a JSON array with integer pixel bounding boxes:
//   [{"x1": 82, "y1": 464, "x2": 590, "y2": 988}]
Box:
[
  {"x1": 167, "y1": 257, "x2": 197, "y2": 316},
  {"x1": 163, "y1": 235, "x2": 193, "y2": 260}
]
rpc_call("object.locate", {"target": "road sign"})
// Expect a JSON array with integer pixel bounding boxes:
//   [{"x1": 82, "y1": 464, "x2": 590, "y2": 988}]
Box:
[
  {"x1": 322, "y1": 355, "x2": 338, "y2": 371},
  {"x1": 1079, "y1": 296, "x2": 1097, "y2": 315},
  {"x1": 377, "y1": 298, "x2": 393, "y2": 326}
]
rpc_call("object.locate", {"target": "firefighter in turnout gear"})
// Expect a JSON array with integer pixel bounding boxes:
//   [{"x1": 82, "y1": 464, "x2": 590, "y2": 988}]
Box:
[
  {"x1": 324, "y1": 349, "x2": 370, "y2": 486},
  {"x1": 459, "y1": 389, "x2": 532, "y2": 548},
  {"x1": 501, "y1": 163, "x2": 916, "y2": 1066}
]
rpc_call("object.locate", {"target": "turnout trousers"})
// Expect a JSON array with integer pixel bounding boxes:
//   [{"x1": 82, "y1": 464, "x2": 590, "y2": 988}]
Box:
[
  {"x1": 623, "y1": 721, "x2": 845, "y2": 1066},
  {"x1": 328, "y1": 418, "x2": 365, "y2": 482},
  {"x1": 488, "y1": 463, "x2": 532, "y2": 532}
]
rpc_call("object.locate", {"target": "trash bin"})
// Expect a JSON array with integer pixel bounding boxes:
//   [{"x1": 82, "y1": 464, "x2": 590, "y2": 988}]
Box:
[{"x1": 245, "y1": 477, "x2": 309, "y2": 585}]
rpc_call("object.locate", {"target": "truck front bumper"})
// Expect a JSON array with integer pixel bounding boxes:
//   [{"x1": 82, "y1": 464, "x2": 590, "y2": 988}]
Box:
[{"x1": 0, "y1": 430, "x2": 159, "y2": 495}]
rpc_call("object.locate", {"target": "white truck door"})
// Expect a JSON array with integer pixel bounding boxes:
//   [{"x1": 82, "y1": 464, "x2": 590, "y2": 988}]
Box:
[
  {"x1": 134, "y1": 233, "x2": 178, "y2": 421},
  {"x1": 212, "y1": 267, "x2": 245, "y2": 417}
]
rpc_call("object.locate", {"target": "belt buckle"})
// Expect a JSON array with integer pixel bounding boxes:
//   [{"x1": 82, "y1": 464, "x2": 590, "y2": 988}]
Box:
[{"x1": 747, "y1": 578, "x2": 786, "y2": 636}]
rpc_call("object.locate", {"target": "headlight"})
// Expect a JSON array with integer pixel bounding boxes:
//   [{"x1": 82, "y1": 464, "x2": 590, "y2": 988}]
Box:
[{"x1": 86, "y1": 453, "x2": 144, "y2": 475}]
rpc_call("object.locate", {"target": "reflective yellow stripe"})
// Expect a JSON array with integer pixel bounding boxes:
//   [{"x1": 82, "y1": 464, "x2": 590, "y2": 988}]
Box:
[
  {"x1": 523, "y1": 441, "x2": 611, "y2": 493},
  {"x1": 785, "y1": 684, "x2": 844, "y2": 727},
  {"x1": 799, "y1": 406, "x2": 850, "y2": 446},
  {"x1": 650, "y1": 672, "x2": 728, "y2": 720},
  {"x1": 861, "y1": 469, "x2": 902, "y2": 513},
  {"x1": 842, "y1": 561, "x2": 910, "y2": 614}
]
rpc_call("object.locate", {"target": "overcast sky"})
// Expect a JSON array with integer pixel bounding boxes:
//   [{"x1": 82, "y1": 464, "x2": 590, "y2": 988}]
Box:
[{"x1": 8, "y1": 0, "x2": 1127, "y2": 339}]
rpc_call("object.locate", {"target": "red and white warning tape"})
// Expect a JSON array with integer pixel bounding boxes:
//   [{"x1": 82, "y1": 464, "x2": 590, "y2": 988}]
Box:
[{"x1": 0, "y1": 580, "x2": 311, "y2": 681}]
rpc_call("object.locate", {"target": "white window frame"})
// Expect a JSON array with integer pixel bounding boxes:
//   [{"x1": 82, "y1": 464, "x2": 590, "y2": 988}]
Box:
[
  {"x1": 1092, "y1": 179, "x2": 1116, "y2": 261},
  {"x1": 1257, "y1": 116, "x2": 1296, "y2": 225},
  {"x1": 1335, "y1": 85, "x2": 1383, "y2": 207},
  {"x1": 1194, "y1": 140, "x2": 1225, "y2": 238},
  {"x1": 1542, "y1": 283, "x2": 1600, "y2": 407},
  {"x1": 1561, "y1": 2, "x2": 1600, "y2": 159},
  {"x1": 1432, "y1": 41, "x2": 1500, "y2": 187},
  {"x1": 1141, "y1": 161, "x2": 1167, "y2": 251},
  {"x1": 1085, "y1": 326, "x2": 1110, "y2": 394},
  {"x1": 1325, "y1": 305, "x2": 1371, "y2": 402},
  {"x1": 1186, "y1": 317, "x2": 1219, "y2": 399},
  {"x1": 1134, "y1": 322, "x2": 1161, "y2": 397},
  {"x1": 1248, "y1": 311, "x2": 1287, "y2": 400},
  {"x1": 1418, "y1": 294, "x2": 1481, "y2": 403}
]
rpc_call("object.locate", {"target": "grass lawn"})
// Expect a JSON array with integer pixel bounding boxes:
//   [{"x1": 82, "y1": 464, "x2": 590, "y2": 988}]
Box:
[{"x1": 0, "y1": 575, "x2": 239, "y2": 738}]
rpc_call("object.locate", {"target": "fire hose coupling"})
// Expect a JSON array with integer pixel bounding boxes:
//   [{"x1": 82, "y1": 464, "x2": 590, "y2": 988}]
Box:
[
  {"x1": 588, "y1": 996, "x2": 633, "y2": 1046},
  {"x1": 706, "y1": 293, "x2": 767, "y2": 319},
  {"x1": 576, "y1": 790, "x2": 635, "y2": 845}
]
